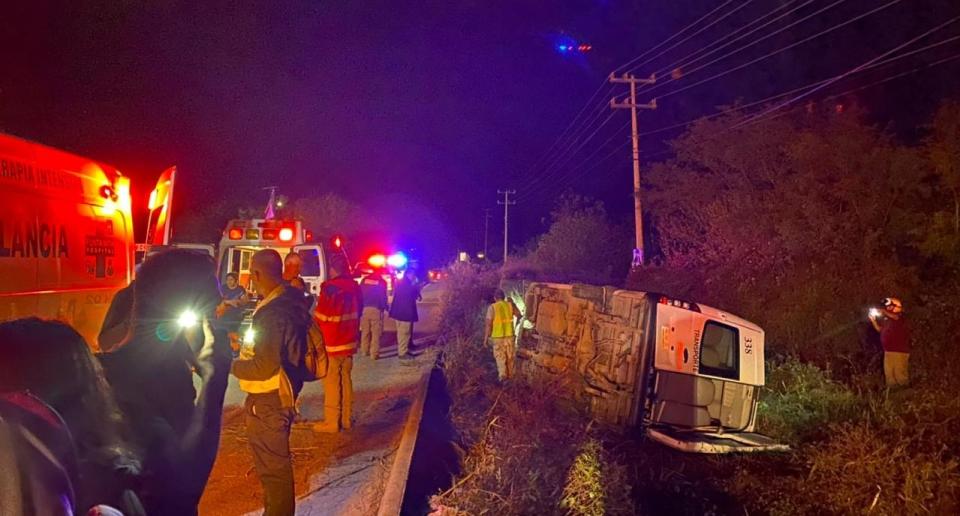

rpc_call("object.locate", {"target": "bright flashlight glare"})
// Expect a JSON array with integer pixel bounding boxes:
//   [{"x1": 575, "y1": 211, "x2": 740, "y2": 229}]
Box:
[
  {"x1": 868, "y1": 308, "x2": 881, "y2": 318},
  {"x1": 244, "y1": 327, "x2": 255, "y2": 344},
  {"x1": 178, "y1": 309, "x2": 199, "y2": 329}
]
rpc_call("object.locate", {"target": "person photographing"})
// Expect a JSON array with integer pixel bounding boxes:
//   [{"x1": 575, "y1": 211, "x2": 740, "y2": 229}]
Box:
[{"x1": 868, "y1": 297, "x2": 911, "y2": 387}]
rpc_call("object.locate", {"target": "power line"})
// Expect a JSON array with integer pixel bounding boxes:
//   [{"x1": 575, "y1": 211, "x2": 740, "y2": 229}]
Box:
[
  {"x1": 516, "y1": 110, "x2": 620, "y2": 192},
  {"x1": 633, "y1": 0, "x2": 816, "y2": 79},
  {"x1": 642, "y1": 48, "x2": 960, "y2": 164},
  {"x1": 616, "y1": 0, "x2": 743, "y2": 73},
  {"x1": 649, "y1": 0, "x2": 904, "y2": 100},
  {"x1": 515, "y1": 121, "x2": 631, "y2": 202},
  {"x1": 637, "y1": 33, "x2": 960, "y2": 138},
  {"x1": 622, "y1": 0, "x2": 757, "y2": 74},
  {"x1": 534, "y1": 42, "x2": 960, "y2": 204},
  {"x1": 518, "y1": 0, "x2": 771, "y2": 196},
  {"x1": 734, "y1": 15, "x2": 960, "y2": 128}
]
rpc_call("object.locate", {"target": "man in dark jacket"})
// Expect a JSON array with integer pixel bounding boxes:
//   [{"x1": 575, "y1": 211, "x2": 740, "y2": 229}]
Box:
[
  {"x1": 232, "y1": 249, "x2": 310, "y2": 515},
  {"x1": 359, "y1": 270, "x2": 389, "y2": 360},
  {"x1": 389, "y1": 271, "x2": 421, "y2": 361}
]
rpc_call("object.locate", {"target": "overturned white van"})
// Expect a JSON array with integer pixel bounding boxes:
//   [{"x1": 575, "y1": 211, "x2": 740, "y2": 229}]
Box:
[{"x1": 518, "y1": 282, "x2": 787, "y2": 453}]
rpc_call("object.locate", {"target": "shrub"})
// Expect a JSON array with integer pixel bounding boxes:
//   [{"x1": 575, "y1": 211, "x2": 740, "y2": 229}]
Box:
[{"x1": 758, "y1": 358, "x2": 864, "y2": 444}]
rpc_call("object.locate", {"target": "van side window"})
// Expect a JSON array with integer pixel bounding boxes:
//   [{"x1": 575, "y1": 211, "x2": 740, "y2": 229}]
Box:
[
  {"x1": 297, "y1": 248, "x2": 321, "y2": 277},
  {"x1": 699, "y1": 322, "x2": 739, "y2": 380}
]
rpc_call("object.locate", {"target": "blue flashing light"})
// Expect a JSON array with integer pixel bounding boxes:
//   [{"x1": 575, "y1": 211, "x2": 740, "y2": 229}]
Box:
[
  {"x1": 387, "y1": 252, "x2": 408, "y2": 269},
  {"x1": 558, "y1": 44, "x2": 569, "y2": 52}
]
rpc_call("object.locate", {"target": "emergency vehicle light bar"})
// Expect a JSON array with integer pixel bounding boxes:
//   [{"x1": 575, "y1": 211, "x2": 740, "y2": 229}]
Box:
[
  {"x1": 228, "y1": 228, "x2": 243, "y2": 240},
  {"x1": 658, "y1": 296, "x2": 700, "y2": 312}
]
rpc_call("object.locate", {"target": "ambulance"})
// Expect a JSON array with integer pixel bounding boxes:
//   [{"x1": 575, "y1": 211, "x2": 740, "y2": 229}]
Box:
[
  {"x1": 519, "y1": 283, "x2": 788, "y2": 453},
  {"x1": 216, "y1": 219, "x2": 342, "y2": 298},
  {"x1": 0, "y1": 133, "x2": 174, "y2": 350}
]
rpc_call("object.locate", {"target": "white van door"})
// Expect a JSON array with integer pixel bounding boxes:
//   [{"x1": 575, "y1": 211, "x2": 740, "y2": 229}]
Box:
[{"x1": 292, "y1": 244, "x2": 325, "y2": 296}]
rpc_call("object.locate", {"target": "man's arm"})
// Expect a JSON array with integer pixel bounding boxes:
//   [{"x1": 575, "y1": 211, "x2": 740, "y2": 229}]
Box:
[
  {"x1": 870, "y1": 317, "x2": 882, "y2": 332},
  {"x1": 483, "y1": 305, "x2": 493, "y2": 344},
  {"x1": 509, "y1": 298, "x2": 521, "y2": 319},
  {"x1": 179, "y1": 320, "x2": 231, "y2": 503}
]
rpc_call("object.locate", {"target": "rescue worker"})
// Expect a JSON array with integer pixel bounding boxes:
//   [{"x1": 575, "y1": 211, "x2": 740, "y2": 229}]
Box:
[
  {"x1": 390, "y1": 270, "x2": 421, "y2": 361},
  {"x1": 483, "y1": 289, "x2": 521, "y2": 382},
  {"x1": 869, "y1": 297, "x2": 911, "y2": 387},
  {"x1": 231, "y1": 249, "x2": 310, "y2": 515},
  {"x1": 360, "y1": 268, "x2": 389, "y2": 360},
  {"x1": 313, "y1": 252, "x2": 362, "y2": 433}
]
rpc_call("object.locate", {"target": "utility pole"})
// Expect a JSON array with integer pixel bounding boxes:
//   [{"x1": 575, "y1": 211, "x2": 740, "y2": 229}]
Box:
[
  {"x1": 609, "y1": 72, "x2": 657, "y2": 268},
  {"x1": 483, "y1": 208, "x2": 491, "y2": 258},
  {"x1": 497, "y1": 190, "x2": 516, "y2": 264}
]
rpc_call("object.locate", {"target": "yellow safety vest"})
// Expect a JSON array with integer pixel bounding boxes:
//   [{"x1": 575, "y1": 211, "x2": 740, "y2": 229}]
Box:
[
  {"x1": 239, "y1": 285, "x2": 284, "y2": 394},
  {"x1": 491, "y1": 300, "x2": 515, "y2": 339}
]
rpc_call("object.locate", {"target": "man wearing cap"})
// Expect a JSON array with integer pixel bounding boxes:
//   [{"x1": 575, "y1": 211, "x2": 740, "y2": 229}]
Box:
[{"x1": 869, "y1": 297, "x2": 911, "y2": 387}]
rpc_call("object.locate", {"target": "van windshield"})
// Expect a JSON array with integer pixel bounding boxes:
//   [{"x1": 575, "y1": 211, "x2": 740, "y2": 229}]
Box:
[{"x1": 699, "y1": 322, "x2": 739, "y2": 380}]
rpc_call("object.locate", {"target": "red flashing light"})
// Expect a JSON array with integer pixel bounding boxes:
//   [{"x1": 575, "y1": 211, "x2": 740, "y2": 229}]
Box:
[
  {"x1": 262, "y1": 229, "x2": 278, "y2": 240},
  {"x1": 279, "y1": 228, "x2": 294, "y2": 242},
  {"x1": 332, "y1": 235, "x2": 343, "y2": 249},
  {"x1": 228, "y1": 228, "x2": 243, "y2": 240},
  {"x1": 305, "y1": 230, "x2": 314, "y2": 242},
  {"x1": 368, "y1": 254, "x2": 387, "y2": 268}
]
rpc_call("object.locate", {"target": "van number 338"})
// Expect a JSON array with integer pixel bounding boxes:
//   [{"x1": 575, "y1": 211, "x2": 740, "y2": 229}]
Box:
[{"x1": 744, "y1": 336, "x2": 753, "y2": 354}]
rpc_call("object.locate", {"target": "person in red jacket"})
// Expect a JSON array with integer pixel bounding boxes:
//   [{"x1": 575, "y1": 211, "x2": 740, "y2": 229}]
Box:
[
  {"x1": 869, "y1": 297, "x2": 911, "y2": 387},
  {"x1": 313, "y1": 252, "x2": 362, "y2": 433}
]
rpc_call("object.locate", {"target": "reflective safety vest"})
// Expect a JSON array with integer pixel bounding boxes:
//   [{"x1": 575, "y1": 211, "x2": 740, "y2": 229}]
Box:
[
  {"x1": 238, "y1": 285, "x2": 285, "y2": 394},
  {"x1": 491, "y1": 300, "x2": 515, "y2": 339},
  {"x1": 314, "y1": 276, "x2": 362, "y2": 357}
]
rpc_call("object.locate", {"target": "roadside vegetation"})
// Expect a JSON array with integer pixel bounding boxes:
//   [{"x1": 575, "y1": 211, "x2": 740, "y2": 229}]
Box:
[{"x1": 432, "y1": 100, "x2": 960, "y2": 515}]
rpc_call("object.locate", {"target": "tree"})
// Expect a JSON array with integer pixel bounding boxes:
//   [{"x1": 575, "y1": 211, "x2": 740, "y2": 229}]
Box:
[
  {"x1": 285, "y1": 193, "x2": 361, "y2": 237},
  {"x1": 644, "y1": 105, "x2": 928, "y2": 363},
  {"x1": 526, "y1": 194, "x2": 631, "y2": 285}
]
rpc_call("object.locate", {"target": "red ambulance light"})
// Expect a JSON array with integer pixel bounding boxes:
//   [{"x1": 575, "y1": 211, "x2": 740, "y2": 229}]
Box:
[
  {"x1": 305, "y1": 230, "x2": 314, "y2": 242},
  {"x1": 262, "y1": 229, "x2": 278, "y2": 240},
  {"x1": 332, "y1": 235, "x2": 343, "y2": 249},
  {"x1": 279, "y1": 228, "x2": 294, "y2": 241},
  {"x1": 368, "y1": 254, "x2": 387, "y2": 268},
  {"x1": 229, "y1": 228, "x2": 243, "y2": 240}
]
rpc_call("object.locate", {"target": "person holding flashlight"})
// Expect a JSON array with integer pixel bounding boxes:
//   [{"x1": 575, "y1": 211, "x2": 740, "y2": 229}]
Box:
[
  {"x1": 869, "y1": 297, "x2": 911, "y2": 387},
  {"x1": 97, "y1": 249, "x2": 231, "y2": 514},
  {"x1": 232, "y1": 249, "x2": 310, "y2": 515}
]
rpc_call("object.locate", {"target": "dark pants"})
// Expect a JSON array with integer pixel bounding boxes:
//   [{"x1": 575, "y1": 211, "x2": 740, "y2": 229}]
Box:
[{"x1": 244, "y1": 392, "x2": 295, "y2": 515}]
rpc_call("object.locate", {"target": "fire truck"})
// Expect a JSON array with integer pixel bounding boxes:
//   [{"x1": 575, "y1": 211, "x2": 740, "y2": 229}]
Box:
[
  {"x1": 216, "y1": 218, "x2": 343, "y2": 298},
  {"x1": 0, "y1": 133, "x2": 175, "y2": 350}
]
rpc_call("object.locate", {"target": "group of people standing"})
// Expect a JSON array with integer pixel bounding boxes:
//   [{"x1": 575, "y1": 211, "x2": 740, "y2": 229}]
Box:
[
  {"x1": 0, "y1": 247, "x2": 423, "y2": 515},
  {"x1": 228, "y1": 249, "x2": 423, "y2": 514}
]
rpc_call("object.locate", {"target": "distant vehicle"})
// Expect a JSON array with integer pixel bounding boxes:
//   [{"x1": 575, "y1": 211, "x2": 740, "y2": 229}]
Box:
[
  {"x1": 0, "y1": 133, "x2": 174, "y2": 350},
  {"x1": 520, "y1": 283, "x2": 787, "y2": 454},
  {"x1": 216, "y1": 218, "x2": 346, "y2": 299},
  {"x1": 427, "y1": 268, "x2": 447, "y2": 282}
]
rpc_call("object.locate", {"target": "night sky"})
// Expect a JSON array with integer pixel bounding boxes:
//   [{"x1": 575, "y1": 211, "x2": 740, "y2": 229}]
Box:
[{"x1": 2, "y1": 1, "x2": 959, "y2": 264}]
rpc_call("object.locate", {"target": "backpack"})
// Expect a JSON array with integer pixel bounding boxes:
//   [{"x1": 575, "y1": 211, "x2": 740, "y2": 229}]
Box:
[{"x1": 301, "y1": 319, "x2": 329, "y2": 381}]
